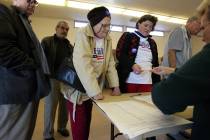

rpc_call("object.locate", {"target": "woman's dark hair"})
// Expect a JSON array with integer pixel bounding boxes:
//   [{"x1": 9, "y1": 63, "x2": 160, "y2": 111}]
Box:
[{"x1": 136, "y1": 14, "x2": 158, "y2": 30}]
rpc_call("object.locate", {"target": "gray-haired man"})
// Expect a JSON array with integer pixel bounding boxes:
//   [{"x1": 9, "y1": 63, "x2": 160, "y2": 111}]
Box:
[{"x1": 162, "y1": 16, "x2": 201, "y2": 69}]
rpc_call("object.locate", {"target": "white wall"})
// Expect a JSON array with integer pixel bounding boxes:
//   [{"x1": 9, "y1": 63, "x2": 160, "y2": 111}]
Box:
[
  {"x1": 152, "y1": 32, "x2": 170, "y2": 57},
  {"x1": 191, "y1": 36, "x2": 205, "y2": 55},
  {"x1": 31, "y1": 16, "x2": 205, "y2": 58}
]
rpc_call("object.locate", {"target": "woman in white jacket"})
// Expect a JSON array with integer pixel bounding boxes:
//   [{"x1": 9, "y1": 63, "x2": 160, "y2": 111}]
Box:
[{"x1": 61, "y1": 6, "x2": 120, "y2": 140}]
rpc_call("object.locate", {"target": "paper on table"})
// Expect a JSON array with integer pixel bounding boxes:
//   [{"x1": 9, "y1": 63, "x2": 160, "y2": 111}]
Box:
[
  {"x1": 96, "y1": 100, "x2": 192, "y2": 139},
  {"x1": 132, "y1": 95, "x2": 153, "y2": 105},
  {"x1": 133, "y1": 95, "x2": 194, "y2": 110}
]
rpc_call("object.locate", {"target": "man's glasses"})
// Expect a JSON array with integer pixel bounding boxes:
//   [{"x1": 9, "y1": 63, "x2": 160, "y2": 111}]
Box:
[{"x1": 27, "y1": 0, "x2": 39, "y2": 6}]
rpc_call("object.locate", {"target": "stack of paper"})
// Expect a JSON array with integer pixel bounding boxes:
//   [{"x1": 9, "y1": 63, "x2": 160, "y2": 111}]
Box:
[
  {"x1": 96, "y1": 100, "x2": 192, "y2": 139},
  {"x1": 132, "y1": 95, "x2": 153, "y2": 105}
]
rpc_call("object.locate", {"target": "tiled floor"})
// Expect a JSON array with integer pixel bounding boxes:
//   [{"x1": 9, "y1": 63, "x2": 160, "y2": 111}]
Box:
[{"x1": 32, "y1": 100, "x2": 187, "y2": 140}]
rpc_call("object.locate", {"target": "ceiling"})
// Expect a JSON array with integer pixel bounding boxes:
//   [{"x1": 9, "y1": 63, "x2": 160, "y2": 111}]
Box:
[
  {"x1": 70, "y1": 0, "x2": 202, "y2": 18},
  {"x1": 2, "y1": 0, "x2": 203, "y2": 32}
]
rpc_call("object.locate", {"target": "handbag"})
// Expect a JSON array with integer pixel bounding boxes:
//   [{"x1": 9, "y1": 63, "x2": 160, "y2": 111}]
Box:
[{"x1": 56, "y1": 57, "x2": 86, "y2": 93}]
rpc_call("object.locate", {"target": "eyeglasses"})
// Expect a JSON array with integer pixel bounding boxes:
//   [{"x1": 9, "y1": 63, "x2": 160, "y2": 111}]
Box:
[
  {"x1": 101, "y1": 24, "x2": 111, "y2": 30},
  {"x1": 27, "y1": 0, "x2": 39, "y2": 6}
]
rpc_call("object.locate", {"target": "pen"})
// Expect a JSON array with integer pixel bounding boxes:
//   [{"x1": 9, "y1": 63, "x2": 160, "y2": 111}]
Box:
[{"x1": 130, "y1": 93, "x2": 142, "y2": 97}]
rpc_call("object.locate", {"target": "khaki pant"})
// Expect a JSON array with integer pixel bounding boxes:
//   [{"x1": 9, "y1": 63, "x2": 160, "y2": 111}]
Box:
[{"x1": 43, "y1": 79, "x2": 68, "y2": 138}]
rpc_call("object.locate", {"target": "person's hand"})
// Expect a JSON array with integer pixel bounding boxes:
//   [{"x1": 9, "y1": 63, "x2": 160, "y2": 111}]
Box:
[
  {"x1": 151, "y1": 66, "x2": 175, "y2": 75},
  {"x1": 93, "y1": 93, "x2": 104, "y2": 100},
  {"x1": 132, "y1": 64, "x2": 142, "y2": 74},
  {"x1": 110, "y1": 87, "x2": 121, "y2": 96}
]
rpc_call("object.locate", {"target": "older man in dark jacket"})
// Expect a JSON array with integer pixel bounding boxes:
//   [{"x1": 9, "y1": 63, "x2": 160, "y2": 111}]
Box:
[
  {"x1": 0, "y1": 0, "x2": 50, "y2": 140},
  {"x1": 42, "y1": 21, "x2": 73, "y2": 140}
]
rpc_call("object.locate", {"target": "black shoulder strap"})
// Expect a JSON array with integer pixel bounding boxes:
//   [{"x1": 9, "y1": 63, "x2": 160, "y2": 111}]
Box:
[{"x1": 19, "y1": 14, "x2": 50, "y2": 74}]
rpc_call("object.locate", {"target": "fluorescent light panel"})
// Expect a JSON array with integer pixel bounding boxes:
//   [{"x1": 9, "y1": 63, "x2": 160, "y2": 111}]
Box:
[
  {"x1": 150, "y1": 31, "x2": 164, "y2": 37},
  {"x1": 67, "y1": 1, "x2": 96, "y2": 10},
  {"x1": 37, "y1": 0, "x2": 65, "y2": 6},
  {"x1": 111, "y1": 25, "x2": 123, "y2": 32},
  {"x1": 123, "y1": 10, "x2": 145, "y2": 17},
  {"x1": 67, "y1": 1, "x2": 187, "y2": 25},
  {"x1": 75, "y1": 21, "x2": 87, "y2": 27},
  {"x1": 126, "y1": 27, "x2": 136, "y2": 32},
  {"x1": 106, "y1": 6, "x2": 125, "y2": 14}
]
